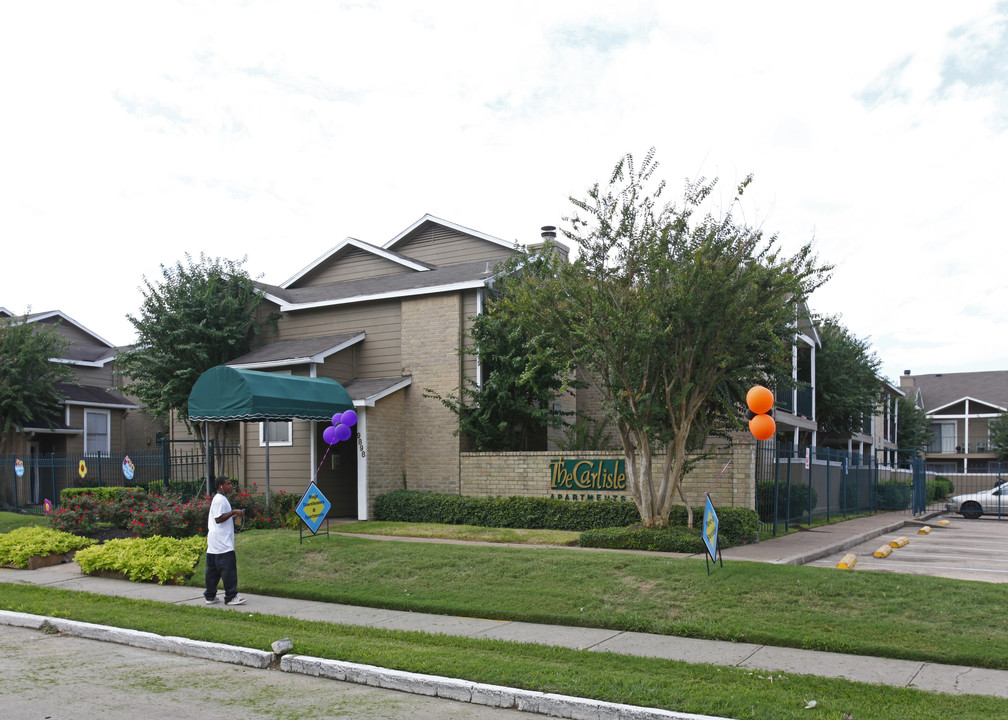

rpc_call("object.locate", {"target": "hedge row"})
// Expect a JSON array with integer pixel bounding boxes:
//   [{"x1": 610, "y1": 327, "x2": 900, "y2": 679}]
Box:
[
  {"x1": 373, "y1": 491, "x2": 759, "y2": 548},
  {"x1": 579, "y1": 525, "x2": 706, "y2": 553}
]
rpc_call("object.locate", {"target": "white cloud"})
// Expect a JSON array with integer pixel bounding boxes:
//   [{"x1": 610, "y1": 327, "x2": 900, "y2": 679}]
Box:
[{"x1": 1, "y1": 1, "x2": 1005, "y2": 384}]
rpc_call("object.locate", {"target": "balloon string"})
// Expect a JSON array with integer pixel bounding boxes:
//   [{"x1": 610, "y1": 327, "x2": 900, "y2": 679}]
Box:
[
  {"x1": 705, "y1": 459, "x2": 732, "y2": 496},
  {"x1": 312, "y1": 444, "x2": 334, "y2": 482}
]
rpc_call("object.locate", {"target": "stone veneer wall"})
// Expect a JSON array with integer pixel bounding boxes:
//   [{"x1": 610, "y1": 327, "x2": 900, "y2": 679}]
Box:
[
  {"x1": 400, "y1": 294, "x2": 463, "y2": 495},
  {"x1": 459, "y1": 432, "x2": 758, "y2": 509}
]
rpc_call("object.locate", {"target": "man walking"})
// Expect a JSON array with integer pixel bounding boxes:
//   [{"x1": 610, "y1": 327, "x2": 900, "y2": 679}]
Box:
[{"x1": 204, "y1": 476, "x2": 246, "y2": 606}]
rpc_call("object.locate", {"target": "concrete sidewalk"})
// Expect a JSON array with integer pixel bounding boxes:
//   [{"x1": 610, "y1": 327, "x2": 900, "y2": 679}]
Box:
[{"x1": 3, "y1": 510, "x2": 1007, "y2": 706}]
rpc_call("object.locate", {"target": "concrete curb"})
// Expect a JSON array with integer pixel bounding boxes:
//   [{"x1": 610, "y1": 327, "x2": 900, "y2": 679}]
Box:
[
  {"x1": 0, "y1": 610, "x2": 273, "y2": 668},
  {"x1": 0, "y1": 610, "x2": 734, "y2": 720},
  {"x1": 773, "y1": 509, "x2": 949, "y2": 566},
  {"x1": 283, "y1": 654, "x2": 728, "y2": 720}
]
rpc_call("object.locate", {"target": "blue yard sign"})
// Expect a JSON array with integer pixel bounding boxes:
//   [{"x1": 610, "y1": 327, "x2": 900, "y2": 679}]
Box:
[
  {"x1": 702, "y1": 494, "x2": 723, "y2": 575},
  {"x1": 296, "y1": 482, "x2": 332, "y2": 535}
]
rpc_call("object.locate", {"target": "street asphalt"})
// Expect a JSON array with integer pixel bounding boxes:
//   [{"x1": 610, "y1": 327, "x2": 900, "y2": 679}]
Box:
[{"x1": 2, "y1": 510, "x2": 1007, "y2": 720}]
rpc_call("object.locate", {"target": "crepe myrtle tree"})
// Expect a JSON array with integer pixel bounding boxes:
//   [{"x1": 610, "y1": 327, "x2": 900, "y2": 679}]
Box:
[
  {"x1": 117, "y1": 253, "x2": 275, "y2": 453},
  {"x1": 498, "y1": 149, "x2": 831, "y2": 528}
]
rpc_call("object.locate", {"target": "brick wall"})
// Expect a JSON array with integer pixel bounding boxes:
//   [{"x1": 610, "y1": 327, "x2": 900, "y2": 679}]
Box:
[
  {"x1": 363, "y1": 392, "x2": 407, "y2": 515},
  {"x1": 459, "y1": 432, "x2": 757, "y2": 509},
  {"x1": 400, "y1": 295, "x2": 462, "y2": 495}
]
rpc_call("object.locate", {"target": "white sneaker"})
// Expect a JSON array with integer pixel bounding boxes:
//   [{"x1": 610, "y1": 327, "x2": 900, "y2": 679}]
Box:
[
  {"x1": 225, "y1": 596, "x2": 247, "y2": 606},
  {"x1": 205, "y1": 597, "x2": 220, "y2": 605}
]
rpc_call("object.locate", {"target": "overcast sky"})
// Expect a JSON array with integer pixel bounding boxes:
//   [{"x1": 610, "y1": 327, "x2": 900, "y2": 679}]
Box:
[{"x1": 2, "y1": 2, "x2": 1006, "y2": 384}]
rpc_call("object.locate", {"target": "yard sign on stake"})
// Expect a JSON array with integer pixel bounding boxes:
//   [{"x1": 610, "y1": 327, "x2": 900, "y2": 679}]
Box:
[
  {"x1": 703, "y1": 493, "x2": 723, "y2": 576},
  {"x1": 295, "y1": 481, "x2": 332, "y2": 544}
]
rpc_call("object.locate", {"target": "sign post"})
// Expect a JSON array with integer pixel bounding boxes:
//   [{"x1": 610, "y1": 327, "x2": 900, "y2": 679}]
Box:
[{"x1": 702, "y1": 493, "x2": 723, "y2": 576}]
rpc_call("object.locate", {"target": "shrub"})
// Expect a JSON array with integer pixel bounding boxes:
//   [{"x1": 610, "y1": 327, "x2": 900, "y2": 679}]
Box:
[
  {"x1": 757, "y1": 480, "x2": 818, "y2": 522},
  {"x1": 928, "y1": 475, "x2": 954, "y2": 502},
  {"x1": 876, "y1": 481, "x2": 912, "y2": 510},
  {"x1": 375, "y1": 491, "x2": 639, "y2": 531},
  {"x1": 0, "y1": 526, "x2": 95, "y2": 567},
  {"x1": 580, "y1": 525, "x2": 705, "y2": 553},
  {"x1": 74, "y1": 535, "x2": 205, "y2": 584},
  {"x1": 51, "y1": 481, "x2": 293, "y2": 539},
  {"x1": 231, "y1": 485, "x2": 299, "y2": 530},
  {"x1": 373, "y1": 491, "x2": 759, "y2": 547}
]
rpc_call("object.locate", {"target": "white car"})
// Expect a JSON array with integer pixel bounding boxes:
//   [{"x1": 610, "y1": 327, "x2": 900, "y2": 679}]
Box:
[{"x1": 947, "y1": 484, "x2": 1008, "y2": 519}]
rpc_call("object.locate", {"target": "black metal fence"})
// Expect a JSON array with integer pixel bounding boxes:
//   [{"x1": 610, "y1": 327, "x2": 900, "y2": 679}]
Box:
[
  {"x1": 756, "y1": 441, "x2": 937, "y2": 537},
  {"x1": 1, "y1": 441, "x2": 240, "y2": 513}
]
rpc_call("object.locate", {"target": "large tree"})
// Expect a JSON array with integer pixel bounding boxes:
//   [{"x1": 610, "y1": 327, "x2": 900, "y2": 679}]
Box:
[
  {"x1": 896, "y1": 395, "x2": 932, "y2": 456},
  {"x1": 813, "y1": 314, "x2": 884, "y2": 442},
  {"x1": 117, "y1": 254, "x2": 272, "y2": 446},
  {"x1": 427, "y1": 253, "x2": 571, "y2": 451},
  {"x1": 0, "y1": 315, "x2": 76, "y2": 455},
  {"x1": 500, "y1": 150, "x2": 831, "y2": 528}
]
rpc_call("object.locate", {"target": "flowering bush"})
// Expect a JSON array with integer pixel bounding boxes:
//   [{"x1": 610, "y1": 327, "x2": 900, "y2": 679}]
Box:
[{"x1": 50, "y1": 482, "x2": 297, "y2": 539}]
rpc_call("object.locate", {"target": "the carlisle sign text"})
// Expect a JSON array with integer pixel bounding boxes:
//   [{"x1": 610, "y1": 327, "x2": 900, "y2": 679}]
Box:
[{"x1": 550, "y1": 458, "x2": 627, "y2": 492}]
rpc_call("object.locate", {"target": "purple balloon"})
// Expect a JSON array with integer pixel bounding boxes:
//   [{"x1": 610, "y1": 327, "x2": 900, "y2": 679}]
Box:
[
  {"x1": 341, "y1": 409, "x2": 358, "y2": 427},
  {"x1": 331, "y1": 412, "x2": 342, "y2": 426},
  {"x1": 322, "y1": 425, "x2": 338, "y2": 445},
  {"x1": 334, "y1": 423, "x2": 352, "y2": 442}
]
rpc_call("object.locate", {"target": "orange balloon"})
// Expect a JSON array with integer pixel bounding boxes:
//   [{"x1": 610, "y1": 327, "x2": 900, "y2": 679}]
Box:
[
  {"x1": 746, "y1": 385, "x2": 774, "y2": 415},
  {"x1": 749, "y1": 413, "x2": 776, "y2": 440}
]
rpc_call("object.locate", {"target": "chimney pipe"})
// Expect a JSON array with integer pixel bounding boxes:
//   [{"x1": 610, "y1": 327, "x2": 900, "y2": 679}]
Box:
[{"x1": 540, "y1": 225, "x2": 557, "y2": 241}]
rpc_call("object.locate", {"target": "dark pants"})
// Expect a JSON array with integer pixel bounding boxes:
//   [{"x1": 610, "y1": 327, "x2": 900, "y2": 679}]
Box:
[{"x1": 204, "y1": 551, "x2": 238, "y2": 602}]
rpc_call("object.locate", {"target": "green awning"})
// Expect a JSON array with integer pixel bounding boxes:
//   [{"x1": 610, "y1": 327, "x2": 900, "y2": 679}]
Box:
[{"x1": 188, "y1": 366, "x2": 353, "y2": 422}]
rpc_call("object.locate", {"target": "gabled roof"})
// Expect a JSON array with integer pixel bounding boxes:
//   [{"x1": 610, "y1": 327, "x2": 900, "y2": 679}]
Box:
[
  {"x1": 56, "y1": 383, "x2": 138, "y2": 410},
  {"x1": 383, "y1": 214, "x2": 514, "y2": 253},
  {"x1": 259, "y1": 258, "x2": 502, "y2": 312},
  {"x1": 226, "y1": 333, "x2": 366, "y2": 370},
  {"x1": 22, "y1": 310, "x2": 116, "y2": 349},
  {"x1": 910, "y1": 371, "x2": 1008, "y2": 414},
  {"x1": 281, "y1": 237, "x2": 434, "y2": 289},
  {"x1": 342, "y1": 376, "x2": 413, "y2": 407}
]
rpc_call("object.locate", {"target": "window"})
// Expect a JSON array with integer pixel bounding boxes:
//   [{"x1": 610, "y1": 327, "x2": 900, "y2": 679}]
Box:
[
  {"x1": 928, "y1": 422, "x2": 956, "y2": 453},
  {"x1": 259, "y1": 421, "x2": 292, "y2": 447},
  {"x1": 84, "y1": 410, "x2": 110, "y2": 455}
]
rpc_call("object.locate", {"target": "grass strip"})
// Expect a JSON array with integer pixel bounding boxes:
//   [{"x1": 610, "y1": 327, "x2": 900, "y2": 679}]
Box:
[
  {"x1": 189, "y1": 529, "x2": 1008, "y2": 670},
  {"x1": 334, "y1": 520, "x2": 582, "y2": 545},
  {"x1": 2, "y1": 582, "x2": 1004, "y2": 720}
]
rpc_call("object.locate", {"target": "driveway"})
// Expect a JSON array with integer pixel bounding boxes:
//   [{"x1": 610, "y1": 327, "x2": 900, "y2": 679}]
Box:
[{"x1": 805, "y1": 514, "x2": 1008, "y2": 583}]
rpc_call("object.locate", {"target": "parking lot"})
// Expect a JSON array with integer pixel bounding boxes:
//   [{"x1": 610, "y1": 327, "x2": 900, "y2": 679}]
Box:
[{"x1": 807, "y1": 514, "x2": 1008, "y2": 583}]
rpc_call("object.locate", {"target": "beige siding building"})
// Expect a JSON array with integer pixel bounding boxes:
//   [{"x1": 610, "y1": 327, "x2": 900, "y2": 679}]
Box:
[{"x1": 199, "y1": 215, "x2": 533, "y2": 518}]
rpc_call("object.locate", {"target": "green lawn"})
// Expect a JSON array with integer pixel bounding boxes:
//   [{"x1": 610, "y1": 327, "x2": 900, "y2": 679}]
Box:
[
  {"x1": 2, "y1": 582, "x2": 1004, "y2": 720},
  {"x1": 187, "y1": 527, "x2": 1008, "y2": 671},
  {"x1": 0, "y1": 511, "x2": 48, "y2": 534},
  {"x1": 4, "y1": 516, "x2": 1007, "y2": 717}
]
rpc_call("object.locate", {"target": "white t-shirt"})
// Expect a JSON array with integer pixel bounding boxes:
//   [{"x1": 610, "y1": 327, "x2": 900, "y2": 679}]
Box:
[{"x1": 206, "y1": 492, "x2": 234, "y2": 555}]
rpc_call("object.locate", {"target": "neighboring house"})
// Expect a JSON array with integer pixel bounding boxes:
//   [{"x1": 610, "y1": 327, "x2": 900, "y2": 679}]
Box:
[
  {"x1": 0, "y1": 310, "x2": 161, "y2": 461},
  {"x1": 899, "y1": 370, "x2": 1008, "y2": 474}
]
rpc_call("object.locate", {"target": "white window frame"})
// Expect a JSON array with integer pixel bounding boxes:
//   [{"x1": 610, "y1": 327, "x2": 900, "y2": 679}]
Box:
[
  {"x1": 84, "y1": 409, "x2": 111, "y2": 456},
  {"x1": 259, "y1": 420, "x2": 293, "y2": 447}
]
